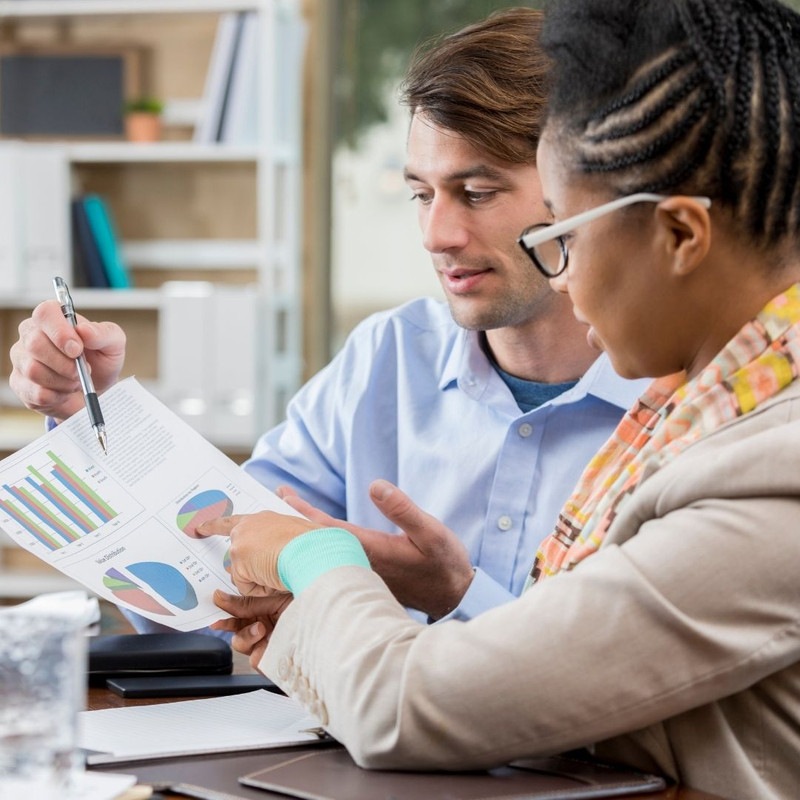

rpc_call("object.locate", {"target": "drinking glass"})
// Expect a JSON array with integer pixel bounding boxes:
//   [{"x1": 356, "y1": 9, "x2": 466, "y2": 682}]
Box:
[{"x1": 0, "y1": 611, "x2": 86, "y2": 798}]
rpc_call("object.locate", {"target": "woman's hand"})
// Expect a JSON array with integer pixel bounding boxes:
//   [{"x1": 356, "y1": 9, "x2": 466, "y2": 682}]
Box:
[
  {"x1": 210, "y1": 590, "x2": 293, "y2": 670},
  {"x1": 196, "y1": 511, "x2": 324, "y2": 596}
]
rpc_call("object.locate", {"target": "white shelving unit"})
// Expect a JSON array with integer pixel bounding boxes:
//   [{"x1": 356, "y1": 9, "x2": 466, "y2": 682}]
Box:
[
  {"x1": 0, "y1": 288, "x2": 163, "y2": 310},
  {"x1": 0, "y1": 0, "x2": 305, "y2": 598},
  {"x1": 66, "y1": 142, "x2": 261, "y2": 163},
  {"x1": 0, "y1": 1, "x2": 262, "y2": 16},
  {"x1": 122, "y1": 239, "x2": 262, "y2": 269}
]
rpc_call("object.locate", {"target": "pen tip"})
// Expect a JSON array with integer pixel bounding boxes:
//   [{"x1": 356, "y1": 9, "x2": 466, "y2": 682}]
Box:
[{"x1": 97, "y1": 430, "x2": 108, "y2": 455}]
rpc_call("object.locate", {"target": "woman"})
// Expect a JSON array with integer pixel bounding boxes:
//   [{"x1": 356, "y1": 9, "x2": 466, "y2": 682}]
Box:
[{"x1": 197, "y1": 1, "x2": 800, "y2": 797}]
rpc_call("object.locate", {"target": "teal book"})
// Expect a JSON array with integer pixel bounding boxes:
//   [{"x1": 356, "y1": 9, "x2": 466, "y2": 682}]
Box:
[{"x1": 82, "y1": 195, "x2": 132, "y2": 289}]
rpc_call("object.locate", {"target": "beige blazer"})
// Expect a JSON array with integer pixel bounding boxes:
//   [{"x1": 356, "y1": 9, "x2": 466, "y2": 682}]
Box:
[{"x1": 262, "y1": 379, "x2": 800, "y2": 800}]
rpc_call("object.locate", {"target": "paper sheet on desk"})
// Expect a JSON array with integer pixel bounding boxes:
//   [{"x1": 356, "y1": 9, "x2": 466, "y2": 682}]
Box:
[
  {"x1": 0, "y1": 377, "x2": 302, "y2": 631},
  {"x1": 79, "y1": 691, "x2": 322, "y2": 764},
  {"x1": 0, "y1": 770, "x2": 136, "y2": 800}
]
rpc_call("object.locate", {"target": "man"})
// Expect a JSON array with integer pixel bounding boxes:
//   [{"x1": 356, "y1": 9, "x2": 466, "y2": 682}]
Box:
[{"x1": 9, "y1": 9, "x2": 645, "y2": 630}]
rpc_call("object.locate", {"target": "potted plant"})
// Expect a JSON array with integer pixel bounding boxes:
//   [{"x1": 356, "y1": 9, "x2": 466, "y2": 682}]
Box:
[{"x1": 124, "y1": 97, "x2": 164, "y2": 143}]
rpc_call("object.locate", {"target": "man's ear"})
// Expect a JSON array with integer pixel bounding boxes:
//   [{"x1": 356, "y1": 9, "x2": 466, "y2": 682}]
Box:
[{"x1": 654, "y1": 197, "x2": 712, "y2": 276}]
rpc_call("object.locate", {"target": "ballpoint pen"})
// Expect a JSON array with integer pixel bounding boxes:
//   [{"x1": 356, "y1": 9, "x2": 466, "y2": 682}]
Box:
[{"x1": 53, "y1": 277, "x2": 108, "y2": 454}]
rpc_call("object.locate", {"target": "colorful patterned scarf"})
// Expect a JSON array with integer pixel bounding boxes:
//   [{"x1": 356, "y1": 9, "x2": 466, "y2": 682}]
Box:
[{"x1": 526, "y1": 283, "x2": 800, "y2": 589}]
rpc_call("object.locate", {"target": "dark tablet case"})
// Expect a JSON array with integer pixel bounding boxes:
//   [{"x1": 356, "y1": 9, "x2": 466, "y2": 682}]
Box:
[
  {"x1": 239, "y1": 748, "x2": 667, "y2": 800},
  {"x1": 105, "y1": 674, "x2": 277, "y2": 698},
  {"x1": 88, "y1": 633, "x2": 232, "y2": 684}
]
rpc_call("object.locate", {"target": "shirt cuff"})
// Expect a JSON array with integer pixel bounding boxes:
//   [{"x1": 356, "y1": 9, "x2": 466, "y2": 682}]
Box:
[
  {"x1": 117, "y1": 605, "x2": 233, "y2": 640},
  {"x1": 45, "y1": 416, "x2": 58, "y2": 432},
  {"x1": 434, "y1": 567, "x2": 516, "y2": 624},
  {"x1": 278, "y1": 527, "x2": 371, "y2": 596}
]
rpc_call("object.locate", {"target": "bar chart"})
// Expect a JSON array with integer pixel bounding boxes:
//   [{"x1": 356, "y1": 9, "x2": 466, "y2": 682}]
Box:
[{"x1": 0, "y1": 449, "x2": 119, "y2": 552}]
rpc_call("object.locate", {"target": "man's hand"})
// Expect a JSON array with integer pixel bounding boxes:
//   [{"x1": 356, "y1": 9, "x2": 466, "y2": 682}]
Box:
[
  {"x1": 277, "y1": 481, "x2": 474, "y2": 620},
  {"x1": 211, "y1": 590, "x2": 293, "y2": 671},
  {"x1": 10, "y1": 300, "x2": 126, "y2": 421},
  {"x1": 195, "y1": 511, "x2": 324, "y2": 596}
]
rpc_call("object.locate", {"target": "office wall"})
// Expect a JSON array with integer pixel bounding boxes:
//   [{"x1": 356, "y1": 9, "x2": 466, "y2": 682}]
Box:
[{"x1": 328, "y1": 0, "x2": 542, "y2": 347}]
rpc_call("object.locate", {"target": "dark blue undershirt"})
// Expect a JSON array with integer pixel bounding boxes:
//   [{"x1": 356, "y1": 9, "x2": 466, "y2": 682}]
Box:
[
  {"x1": 483, "y1": 337, "x2": 578, "y2": 412},
  {"x1": 496, "y1": 367, "x2": 578, "y2": 412}
]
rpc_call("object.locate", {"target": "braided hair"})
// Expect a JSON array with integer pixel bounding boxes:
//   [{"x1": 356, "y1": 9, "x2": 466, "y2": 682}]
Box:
[{"x1": 541, "y1": 0, "x2": 800, "y2": 246}]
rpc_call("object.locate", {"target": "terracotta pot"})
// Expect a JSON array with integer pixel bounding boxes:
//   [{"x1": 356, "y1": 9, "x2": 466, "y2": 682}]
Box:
[{"x1": 125, "y1": 112, "x2": 162, "y2": 143}]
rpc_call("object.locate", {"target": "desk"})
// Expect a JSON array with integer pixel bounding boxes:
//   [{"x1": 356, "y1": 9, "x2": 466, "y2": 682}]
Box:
[{"x1": 86, "y1": 651, "x2": 724, "y2": 800}]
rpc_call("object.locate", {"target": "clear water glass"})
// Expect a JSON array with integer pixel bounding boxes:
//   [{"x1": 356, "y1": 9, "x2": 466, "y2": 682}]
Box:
[{"x1": 0, "y1": 612, "x2": 86, "y2": 798}]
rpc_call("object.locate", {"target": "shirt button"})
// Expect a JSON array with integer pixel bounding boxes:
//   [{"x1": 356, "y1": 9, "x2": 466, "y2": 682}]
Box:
[
  {"x1": 498, "y1": 515, "x2": 512, "y2": 531},
  {"x1": 519, "y1": 423, "x2": 533, "y2": 438}
]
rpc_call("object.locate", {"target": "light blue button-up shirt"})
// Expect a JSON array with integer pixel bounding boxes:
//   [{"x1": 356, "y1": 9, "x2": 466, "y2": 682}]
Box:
[{"x1": 124, "y1": 297, "x2": 648, "y2": 634}]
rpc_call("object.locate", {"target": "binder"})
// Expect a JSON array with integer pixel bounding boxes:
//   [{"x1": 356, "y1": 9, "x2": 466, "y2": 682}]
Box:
[
  {"x1": 194, "y1": 13, "x2": 243, "y2": 143},
  {"x1": 18, "y1": 145, "x2": 71, "y2": 294},
  {"x1": 158, "y1": 282, "x2": 213, "y2": 438},
  {"x1": 208, "y1": 284, "x2": 257, "y2": 446},
  {"x1": 158, "y1": 282, "x2": 258, "y2": 447},
  {"x1": 82, "y1": 195, "x2": 132, "y2": 289},
  {"x1": 220, "y1": 12, "x2": 258, "y2": 145},
  {"x1": 0, "y1": 143, "x2": 22, "y2": 293},
  {"x1": 71, "y1": 199, "x2": 110, "y2": 289}
]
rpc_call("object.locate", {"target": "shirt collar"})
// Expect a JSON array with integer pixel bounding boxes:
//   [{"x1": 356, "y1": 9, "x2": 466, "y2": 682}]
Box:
[
  {"x1": 551, "y1": 354, "x2": 648, "y2": 410},
  {"x1": 439, "y1": 328, "x2": 647, "y2": 411},
  {"x1": 438, "y1": 328, "x2": 489, "y2": 397}
]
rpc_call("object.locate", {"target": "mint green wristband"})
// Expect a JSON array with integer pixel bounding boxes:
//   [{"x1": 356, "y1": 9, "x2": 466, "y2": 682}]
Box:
[{"x1": 277, "y1": 528, "x2": 371, "y2": 596}]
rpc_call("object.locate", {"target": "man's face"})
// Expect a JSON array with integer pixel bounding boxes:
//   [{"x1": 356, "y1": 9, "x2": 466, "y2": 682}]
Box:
[{"x1": 404, "y1": 113, "x2": 555, "y2": 331}]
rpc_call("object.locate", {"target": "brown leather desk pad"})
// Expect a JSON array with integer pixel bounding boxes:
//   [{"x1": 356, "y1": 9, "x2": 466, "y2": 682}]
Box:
[
  {"x1": 92, "y1": 744, "x2": 667, "y2": 800},
  {"x1": 240, "y1": 748, "x2": 666, "y2": 799}
]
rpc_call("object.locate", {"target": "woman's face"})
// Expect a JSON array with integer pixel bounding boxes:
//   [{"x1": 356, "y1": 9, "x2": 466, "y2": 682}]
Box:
[{"x1": 535, "y1": 129, "x2": 696, "y2": 380}]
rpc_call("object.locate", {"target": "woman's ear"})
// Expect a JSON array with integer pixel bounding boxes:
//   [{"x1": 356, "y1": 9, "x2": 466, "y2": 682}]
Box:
[{"x1": 655, "y1": 197, "x2": 712, "y2": 276}]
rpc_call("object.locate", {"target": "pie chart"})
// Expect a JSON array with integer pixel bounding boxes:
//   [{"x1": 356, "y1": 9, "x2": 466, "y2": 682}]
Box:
[
  {"x1": 103, "y1": 567, "x2": 175, "y2": 616},
  {"x1": 177, "y1": 490, "x2": 233, "y2": 538},
  {"x1": 127, "y1": 561, "x2": 199, "y2": 611}
]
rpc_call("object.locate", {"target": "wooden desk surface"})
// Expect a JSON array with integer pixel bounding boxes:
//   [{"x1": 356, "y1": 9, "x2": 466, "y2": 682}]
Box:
[{"x1": 86, "y1": 653, "x2": 724, "y2": 800}]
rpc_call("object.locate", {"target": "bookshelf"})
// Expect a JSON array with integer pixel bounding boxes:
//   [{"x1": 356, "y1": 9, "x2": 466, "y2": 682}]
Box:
[
  {"x1": 0, "y1": 1, "x2": 263, "y2": 16},
  {"x1": 0, "y1": 0, "x2": 305, "y2": 597},
  {"x1": 65, "y1": 142, "x2": 264, "y2": 162}
]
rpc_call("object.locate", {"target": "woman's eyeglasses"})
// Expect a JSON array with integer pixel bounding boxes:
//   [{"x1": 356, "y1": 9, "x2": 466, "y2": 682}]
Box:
[{"x1": 517, "y1": 193, "x2": 712, "y2": 278}]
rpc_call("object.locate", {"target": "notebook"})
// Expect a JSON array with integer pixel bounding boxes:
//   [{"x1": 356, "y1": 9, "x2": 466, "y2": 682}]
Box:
[{"x1": 79, "y1": 690, "x2": 325, "y2": 765}]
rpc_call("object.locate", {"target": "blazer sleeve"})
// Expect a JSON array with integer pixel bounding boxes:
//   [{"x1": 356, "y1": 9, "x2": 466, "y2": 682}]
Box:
[{"x1": 261, "y1": 493, "x2": 800, "y2": 770}]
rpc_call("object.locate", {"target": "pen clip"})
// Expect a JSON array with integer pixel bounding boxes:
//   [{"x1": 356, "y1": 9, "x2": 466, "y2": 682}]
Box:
[
  {"x1": 300, "y1": 726, "x2": 329, "y2": 740},
  {"x1": 53, "y1": 276, "x2": 75, "y2": 319}
]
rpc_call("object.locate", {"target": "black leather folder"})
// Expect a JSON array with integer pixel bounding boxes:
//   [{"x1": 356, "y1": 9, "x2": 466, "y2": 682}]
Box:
[{"x1": 87, "y1": 633, "x2": 232, "y2": 685}]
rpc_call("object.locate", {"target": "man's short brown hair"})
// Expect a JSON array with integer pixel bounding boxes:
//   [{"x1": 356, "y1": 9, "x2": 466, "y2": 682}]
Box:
[{"x1": 400, "y1": 7, "x2": 547, "y2": 165}]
